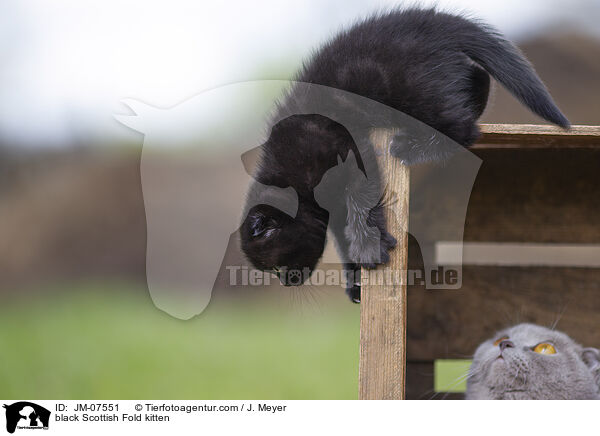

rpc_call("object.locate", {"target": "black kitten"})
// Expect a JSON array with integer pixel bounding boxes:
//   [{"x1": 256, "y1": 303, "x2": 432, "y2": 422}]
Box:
[{"x1": 240, "y1": 8, "x2": 569, "y2": 302}]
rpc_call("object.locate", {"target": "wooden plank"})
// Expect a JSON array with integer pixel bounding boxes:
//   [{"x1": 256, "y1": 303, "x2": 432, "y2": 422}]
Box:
[
  {"x1": 409, "y1": 148, "x2": 600, "y2": 243},
  {"x1": 406, "y1": 265, "x2": 600, "y2": 361},
  {"x1": 359, "y1": 129, "x2": 409, "y2": 400},
  {"x1": 466, "y1": 148, "x2": 600, "y2": 243},
  {"x1": 475, "y1": 124, "x2": 600, "y2": 148}
]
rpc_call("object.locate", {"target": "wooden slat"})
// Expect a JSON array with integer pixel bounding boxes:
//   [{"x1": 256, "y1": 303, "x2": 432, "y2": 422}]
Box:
[
  {"x1": 406, "y1": 265, "x2": 600, "y2": 361},
  {"x1": 359, "y1": 129, "x2": 409, "y2": 400},
  {"x1": 466, "y1": 148, "x2": 600, "y2": 243},
  {"x1": 409, "y1": 148, "x2": 600, "y2": 243},
  {"x1": 406, "y1": 362, "x2": 464, "y2": 400},
  {"x1": 475, "y1": 124, "x2": 600, "y2": 148}
]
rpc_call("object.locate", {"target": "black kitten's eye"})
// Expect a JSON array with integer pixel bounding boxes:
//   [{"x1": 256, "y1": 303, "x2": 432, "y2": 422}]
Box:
[{"x1": 249, "y1": 213, "x2": 278, "y2": 238}]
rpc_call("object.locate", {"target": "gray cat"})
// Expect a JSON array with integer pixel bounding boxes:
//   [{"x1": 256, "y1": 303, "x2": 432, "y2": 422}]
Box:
[{"x1": 466, "y1": 323, "x2": 600, "y2": 400}]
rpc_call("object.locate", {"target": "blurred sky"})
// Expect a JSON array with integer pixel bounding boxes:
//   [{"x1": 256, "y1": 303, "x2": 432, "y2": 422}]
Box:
[{"x1": 0, "y1": 0, "x2": 598, "y2": 147}]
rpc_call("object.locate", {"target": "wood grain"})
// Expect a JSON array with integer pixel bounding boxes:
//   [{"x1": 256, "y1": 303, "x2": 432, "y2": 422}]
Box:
[
  {"x1": 409, "y1": 148, "x2": 600, "y2": 243},
  {"x1": 475, "y1": 124, "x2": 600, "y2": 148},
  {"x1": 359, "y1": 129, "x2": 409, "y2": 400},
  {"x1": 466, "y1": 148, "x2": 600, "y2": 243}
]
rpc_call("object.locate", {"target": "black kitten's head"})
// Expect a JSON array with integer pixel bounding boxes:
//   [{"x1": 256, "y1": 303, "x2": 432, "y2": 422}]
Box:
[{"x1": 240, "y1": 204, "x2": 327, "y2": 286}]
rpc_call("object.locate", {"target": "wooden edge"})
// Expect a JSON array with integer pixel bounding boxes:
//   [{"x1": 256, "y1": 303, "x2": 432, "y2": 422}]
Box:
[
  {"x1": 359, "y1": 129, "x2": 409, "y2": 400},
  {"x1": 474, "y1": 124, "x2": 600, "y2": 148}
]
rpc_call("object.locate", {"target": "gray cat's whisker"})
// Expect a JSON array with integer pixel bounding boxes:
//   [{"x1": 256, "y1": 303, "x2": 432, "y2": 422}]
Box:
[
  {"x1": 510, "y1": 367, "x2": 520, "y2": 388},
  {"x1": 550, "y1": 304, "x2": 569, "y2": 331},
  {"x1": 429, "y1": 371, "x2": 472, "y2": 400}
]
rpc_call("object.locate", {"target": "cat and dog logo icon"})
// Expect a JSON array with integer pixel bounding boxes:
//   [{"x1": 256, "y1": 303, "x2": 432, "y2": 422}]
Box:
[{"x1": 2, "y1": 402, "x2": 50, "y2": 434}]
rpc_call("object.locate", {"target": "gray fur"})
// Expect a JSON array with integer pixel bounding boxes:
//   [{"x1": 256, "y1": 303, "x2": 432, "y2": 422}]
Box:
[{"x1": 466, "y1": 323, "x2": 600, "y2": 400}]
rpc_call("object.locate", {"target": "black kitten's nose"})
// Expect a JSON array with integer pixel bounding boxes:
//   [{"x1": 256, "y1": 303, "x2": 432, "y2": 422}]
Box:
[{"x1": 499, "y1": 340, "x2": 515, "y2": 351}]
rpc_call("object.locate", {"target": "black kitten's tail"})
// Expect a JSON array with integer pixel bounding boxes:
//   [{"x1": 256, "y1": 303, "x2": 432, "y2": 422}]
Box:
[{"x1": 451, "y1": 16, "x2": 570, "y2": 128}]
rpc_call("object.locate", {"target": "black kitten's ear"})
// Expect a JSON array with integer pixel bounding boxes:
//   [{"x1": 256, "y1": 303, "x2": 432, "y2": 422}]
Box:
[{"x1": 248, "y1": 211, "x2": 279, "y2": 238}]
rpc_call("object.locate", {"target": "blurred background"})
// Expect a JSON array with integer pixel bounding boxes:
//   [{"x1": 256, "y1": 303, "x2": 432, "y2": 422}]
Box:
[{"x1": 1, "y1": 0, "x2": 599, "y2": 399}]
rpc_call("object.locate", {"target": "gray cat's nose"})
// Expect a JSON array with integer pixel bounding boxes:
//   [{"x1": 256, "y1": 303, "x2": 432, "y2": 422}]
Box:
[{"x1": 499, "y1": 340, "x2": 515, "y2": 351}]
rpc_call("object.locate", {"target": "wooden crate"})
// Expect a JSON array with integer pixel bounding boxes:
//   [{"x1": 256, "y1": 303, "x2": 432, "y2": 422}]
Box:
[{"x1": 359, "y1": 124, "x2": 600, "y2": 400}]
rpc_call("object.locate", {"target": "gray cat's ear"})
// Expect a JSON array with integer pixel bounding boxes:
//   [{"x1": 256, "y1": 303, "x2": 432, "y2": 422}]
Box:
[
  {"x1": 582, "y1": 348, "x2": 600, "y2": 368},
  {"x1": 582, "y1": 348, "x2": 600, "y2": 381}
]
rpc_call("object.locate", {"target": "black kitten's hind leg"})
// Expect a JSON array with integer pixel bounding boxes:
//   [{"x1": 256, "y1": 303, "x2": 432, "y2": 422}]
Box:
[
  {"x1": 469, "y1": 64, "x2": 491, "y2": 119},
  {"x1": 461, "y1": 64, "x2": 491, "y2": 145},
  {"x1": 391, "y1": 64, "x2": 491, "y2": 163}
]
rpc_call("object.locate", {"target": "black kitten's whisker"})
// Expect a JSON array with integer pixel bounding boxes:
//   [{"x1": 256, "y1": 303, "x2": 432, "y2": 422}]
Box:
[{"x1": 299, "y1": 283, "x2": 325, "y2": 314}]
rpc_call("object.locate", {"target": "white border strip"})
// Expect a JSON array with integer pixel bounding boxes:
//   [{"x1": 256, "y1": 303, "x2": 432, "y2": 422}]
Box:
[{"x1": 0, "y1": 400, "x2": 596, "y2": 435}]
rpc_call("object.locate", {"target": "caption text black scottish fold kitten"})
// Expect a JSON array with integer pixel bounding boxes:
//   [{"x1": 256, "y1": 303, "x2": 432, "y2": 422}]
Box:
[{"x1": 240, "y1": 8, "x2": 569, "y2": 302}]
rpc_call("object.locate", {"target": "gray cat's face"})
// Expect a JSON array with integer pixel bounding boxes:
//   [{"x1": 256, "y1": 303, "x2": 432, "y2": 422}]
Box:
[{"x1": 466, "y1": 323, "x2": 600, "y2": 400}]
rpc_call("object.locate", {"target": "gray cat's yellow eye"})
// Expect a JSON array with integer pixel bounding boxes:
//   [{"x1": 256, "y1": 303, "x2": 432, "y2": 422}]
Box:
[
  {"x1": 533, "y1": 343, "x2": 556, "y2": 355},
  {"x1": 493, "y1": 336, "x2": 509, "y2": 346}
]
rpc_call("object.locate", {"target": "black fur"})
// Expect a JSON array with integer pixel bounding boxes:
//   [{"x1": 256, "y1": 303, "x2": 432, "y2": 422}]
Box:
[{"x1": 240, "y1": 8, "x2": 569, "y2": 301}]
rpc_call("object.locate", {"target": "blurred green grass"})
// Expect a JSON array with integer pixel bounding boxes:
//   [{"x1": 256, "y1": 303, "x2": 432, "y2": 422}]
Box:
[{"x1": 0, "y1": 283, "x2": 360, "y2": 399}]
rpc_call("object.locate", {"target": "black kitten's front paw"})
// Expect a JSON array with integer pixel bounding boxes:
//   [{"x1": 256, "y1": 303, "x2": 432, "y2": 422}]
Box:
[
  {"x1": 347, "y1": 228, "x2": 397, "y2": 267},
  {"x1": 344, "y1": 233, "x2": 395, "y2": 304},
  {"x1": 389, "y1": 130, "x2": 456, "y2": 165},
  {"x1": 389, "y1": 131, "x2": 421, "y2": 165},
  {"x1": 345, "y1": 283, "x2": 361, "y2": 303},
  {"x1": 379, "y1": 231, "x2": 397, "y2": 264},
  {"x1": 361, "y1": 231, "x2": 397, "y2": 268}
]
